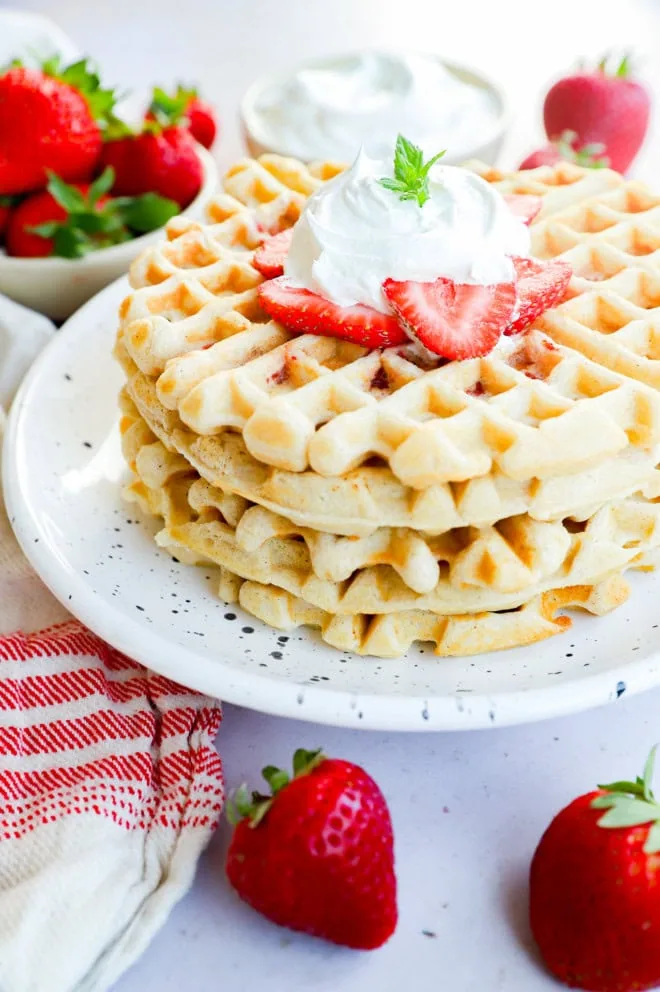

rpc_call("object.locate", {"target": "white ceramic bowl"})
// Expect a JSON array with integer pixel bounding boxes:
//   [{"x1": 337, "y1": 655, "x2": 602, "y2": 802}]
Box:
[
  {"x1": 0, "y1": 145, "x2": 218, "y2": 322},
  {"x1": 241, "y1": 52, "x2": 510, "y2": 166}
]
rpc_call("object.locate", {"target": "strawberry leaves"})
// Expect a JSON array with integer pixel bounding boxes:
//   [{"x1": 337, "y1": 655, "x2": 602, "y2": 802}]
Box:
[
  {"x1": 148, "y1": 85, "x2": 193, "y2": 127},
  {"x1": 555, "y1": 129, "x2": 610, "y2": 169},
  {"x1": 227, "y1": 749, "x2": 326, "y2": 829},
  {"x1": 38, "y1": 54, "x2": 118, "y2": 124},
  {"x1": 29, "y1": 167, "x2": 179, "y2": 258},
  {"x1": 592, "y1": 745, "x2": 660, "y2": 853},
  {"x1": 379, "y1": 134, "x2": 446, "y2": 208}
]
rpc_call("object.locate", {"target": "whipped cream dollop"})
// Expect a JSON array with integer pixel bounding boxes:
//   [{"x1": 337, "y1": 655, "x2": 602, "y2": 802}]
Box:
[
  {"x1": 252, "y1": 51, "x2": 500, "y2": 163},
  {"x1": 284, "y1": 150, "x2": 531, "y2": 314}
]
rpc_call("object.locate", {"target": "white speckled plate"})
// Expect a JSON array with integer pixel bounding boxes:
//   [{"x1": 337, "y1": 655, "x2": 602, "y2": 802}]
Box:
[{"x1": 4, "y1": 277, "x2": 660, "y2": 731}]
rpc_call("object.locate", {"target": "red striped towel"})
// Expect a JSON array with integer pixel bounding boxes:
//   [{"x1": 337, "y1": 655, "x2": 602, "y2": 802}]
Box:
[{"x1": 0, "y1": 620, "x2": 223, "y2": 992}]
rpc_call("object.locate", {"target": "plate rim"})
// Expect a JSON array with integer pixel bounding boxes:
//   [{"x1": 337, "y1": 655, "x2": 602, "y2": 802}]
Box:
[{"x1": 3, "y1": 274, "x2": 659, "y2": 731}]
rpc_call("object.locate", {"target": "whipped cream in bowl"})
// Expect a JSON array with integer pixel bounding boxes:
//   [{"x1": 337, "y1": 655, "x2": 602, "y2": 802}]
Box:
[
  {"x1": 285, "y1": 149, "x2": 530, "y2": 314},
  {"x1": 242, "y1": 50, "x2": 508, "y2": 166}
]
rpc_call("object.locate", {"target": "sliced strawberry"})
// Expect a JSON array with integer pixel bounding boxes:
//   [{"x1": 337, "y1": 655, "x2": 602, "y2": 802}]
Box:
[
  {"x1": 506, "y1": 257, "x2": 572, "y2": 335},
  {"x1": 253, "y1": 229, "x2": 293, "y2": 279},
  {"x1": 258, "y1": 278, "x2": 408, "y2": 349},
  {"x1": 503, "y1": 194, "x2": 543, "y2": 226},
  {"x1": 382, "y1": 278, "x2": 516, "y2": 360}
]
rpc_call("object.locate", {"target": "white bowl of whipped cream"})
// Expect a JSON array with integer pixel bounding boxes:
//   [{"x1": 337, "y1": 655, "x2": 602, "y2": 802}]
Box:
[{"x1": 241, "y1": 50, "x2": 509, "y2": 166}]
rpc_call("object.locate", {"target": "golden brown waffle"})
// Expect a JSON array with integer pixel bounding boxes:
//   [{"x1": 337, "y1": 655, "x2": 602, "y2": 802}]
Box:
[
  {"x1": 119, "y1": 366, "x2": 660, "y2": 538},
  {"x1": 231, "y1": 575, "x2": 630, "y2": 658},
  {"x1": 117, "y1": 155, "x2": 660, "y2": 495},
  {"x1": 483, "y1": 170, "x2": 660, "y2": 393},
  {"x1": 115, "y1": 154, "x2": 660, "y2": 658},
  {"x1": 121, "y1": 404, "x2": 660, "y2": 621},
  {"x1": 120, "y1": 408, "x2": 639, "y2": 658},
  {"x1": 465, "y1": 160, "x2": 624, "y2": 220}
]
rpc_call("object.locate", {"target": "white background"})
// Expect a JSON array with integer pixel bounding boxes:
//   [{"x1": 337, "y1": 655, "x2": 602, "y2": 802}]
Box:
[{"x1": 7, "y1": 0, "x2": 660, "y2": 989}]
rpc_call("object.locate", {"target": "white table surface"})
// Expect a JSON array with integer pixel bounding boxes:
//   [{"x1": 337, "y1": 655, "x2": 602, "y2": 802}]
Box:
[{"x1": 7, "y1": 0, "x2": 660, "y2": 988}]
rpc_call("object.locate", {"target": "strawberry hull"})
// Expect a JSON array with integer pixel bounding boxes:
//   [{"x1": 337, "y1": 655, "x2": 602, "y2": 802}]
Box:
[{"x1": 544, "y1": 72, "x2": 650, "y2": 174}]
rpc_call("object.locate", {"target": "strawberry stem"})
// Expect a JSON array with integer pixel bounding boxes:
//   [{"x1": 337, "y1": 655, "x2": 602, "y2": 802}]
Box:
[
  {"x1": 591, "y1": 745, "x2": 660, "y2": 852},
  {"x1": 226, "y1": 748, "x2": 326, "y2": 829}
]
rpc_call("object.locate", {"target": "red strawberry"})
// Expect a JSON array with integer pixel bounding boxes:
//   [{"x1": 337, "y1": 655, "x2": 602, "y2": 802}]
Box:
[
  {"x1": 506, "y1": 257, "x2": 572, "y2": 335},
  {"x1": 0, "y1": 57, "x2": 114, "y2": 196},
  {"x1": 253, "y1": 228, "x2": 293, "y2": 278},
  {"x1": 258, "y1": 278, "x2": 407, "y2": 349},
  {"x1": 382, "y1": 277, "x2": 516, "y2": 359},
  {"x1": 503, "y1": 194, "x2": 543, "y2": 225},
  {"x1": 225, "y1": 748, "x2": 397, "y2": 950},
  {"x1": 5, "y1": 168, "x2": 178, "y2": 258},
  {"x1": 147, "y1": 84, "x2": 218, "y2": 150},
  {"x1": 100, "y1": 125, "x2": 203, "y2": 209},
  {"x1": 543, "y1": 55, "x2": 650, "y2": 174},
  {"x1": 531, "y1": 746, "x2": 660, "y2": 991},
  {"x1": 519, "y1": 130, "x2": 610, "y2": 171}
]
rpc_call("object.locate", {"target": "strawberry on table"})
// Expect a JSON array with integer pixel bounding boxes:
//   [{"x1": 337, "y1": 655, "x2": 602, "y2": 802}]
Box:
[
  {"x1": 148, "y1": 84, "x2": 218, "y2": 149},
  {"x1": 505, "y1": 257, "x2": 572, "y2": 335},
  {"x1": 258, "y1": 278, "x2": 408, "y2": 349},
  {"x1": 5, "y1": 168, "x2": 178, "y2": 258},
  {"x1": 382, "y1": 277, "x2": 516, "y2": 360},
  {"x1": 226, "y1": 748, "x2": 397, "y2": 950},
  {"x1": 100, "y1": 122, "x2": 203, "y2": 209},
  {"x1": 253, "y1": 228, "x2": 293, "y2": 278},
  {"x1": 543, "y1": 55, "x2": 650, "y2": 174},
  {"x1": 531, "y1": 746, "x2": 660, "y2": 992},
  {"x1": 0, "y1": 56, "x2": 115, "y2": 196},
  {"x1": 519, "y1": 130, "x2": 610, "y2": 171}
]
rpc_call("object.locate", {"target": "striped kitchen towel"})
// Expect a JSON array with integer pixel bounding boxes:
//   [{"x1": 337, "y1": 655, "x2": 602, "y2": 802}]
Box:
[{"x1": 0, "y1": 620, "x2": 224, "y2": 992}]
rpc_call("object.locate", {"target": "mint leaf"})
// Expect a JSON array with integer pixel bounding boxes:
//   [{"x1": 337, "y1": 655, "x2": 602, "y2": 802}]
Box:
[
  {"x1": 379, "y1": 134, "x2": 446, "y2": 208},
  {"x1": 117, "y1": 193, "x2": 179, "y2": 232}
]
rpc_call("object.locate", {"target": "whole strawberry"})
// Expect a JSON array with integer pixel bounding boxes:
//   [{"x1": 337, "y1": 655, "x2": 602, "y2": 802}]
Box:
[
  {"x1": 0, "y1": 56, "x2": 114, "y2": 195},
  {"x1": 100, "y1": 124, "x2": 203, "y2": 208},
  {"x1": 225, "y1": 748, "x2": 397, "y2": 950},
  {"x1": 6, "y1": 168, "x2": 178, "y2": 258},
  {"x1": 148, "y1": 84, "x2": 218, "y2": 149},
  {"x1": 530, "y1": 746, "x2": 660, "y2": 991},
  {"x1": 544, "y1": 54, "x2": 650, "y2": 174}
]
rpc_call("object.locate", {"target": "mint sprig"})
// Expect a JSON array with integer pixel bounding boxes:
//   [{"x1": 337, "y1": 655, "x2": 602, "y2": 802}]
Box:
[
  {"x1": 591, "y1": 745, "x2": 660, "y2": 853},
  {"x1": 379, "y1": 134, "x2": 446, "y2": 208}
]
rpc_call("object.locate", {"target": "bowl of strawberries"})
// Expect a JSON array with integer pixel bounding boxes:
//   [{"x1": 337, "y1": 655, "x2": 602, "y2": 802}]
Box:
[{"x1": 0, "y1": 56, "x2": 219, "y2": 321}]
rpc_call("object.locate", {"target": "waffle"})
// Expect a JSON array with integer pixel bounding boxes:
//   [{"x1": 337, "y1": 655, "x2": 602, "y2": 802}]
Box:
[
  {"x1": 117, "y1": 156, "x2": 660, "y2": 495},
  {"x1": 232, "y1": 575, "x2": 630, "y2": 658},
  {"x1": 120, "y1": 367, "x2": 660, "y2": 538},
  {"x1": 114, "y1": 154, "x2": 660, "y2": 658},
  {"x1": 120, "y1": 409, "x2": 640, "y2": 658},
  {"x1": 465, "y1": 160, "x2": 624, "y2": 221},
  {"x1": 487, "y1": 172, "x2": 660, "y2": 394},
  {"x1": 121, "y1": 405, "x2": 660, "y2": 621}
]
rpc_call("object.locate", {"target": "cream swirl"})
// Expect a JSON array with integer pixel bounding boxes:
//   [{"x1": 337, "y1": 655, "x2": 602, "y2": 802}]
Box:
[
  {"x1": 284, "y1": 150, "x2": 531, "y2": 314},
  {"x1": 252, "y1": 51, "x2": 500, "y2": 163}
]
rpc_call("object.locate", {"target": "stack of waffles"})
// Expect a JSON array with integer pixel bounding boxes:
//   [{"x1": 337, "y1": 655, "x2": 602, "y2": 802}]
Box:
[{"x1": 115, "y1": 154, "x2": 660, "y2": 658}]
